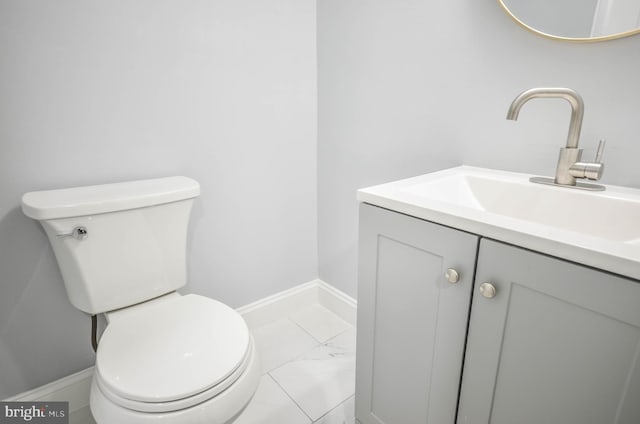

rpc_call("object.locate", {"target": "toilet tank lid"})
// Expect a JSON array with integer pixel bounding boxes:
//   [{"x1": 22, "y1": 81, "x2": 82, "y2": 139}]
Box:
[{"x1": 22, "y1": 176, "x2": 200, "y2": 220}]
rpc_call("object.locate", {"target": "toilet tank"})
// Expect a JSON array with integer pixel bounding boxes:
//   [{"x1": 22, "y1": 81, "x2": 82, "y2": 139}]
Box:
[{"x1": 22, "y1": 177, "x2": 200, "y2": 314}]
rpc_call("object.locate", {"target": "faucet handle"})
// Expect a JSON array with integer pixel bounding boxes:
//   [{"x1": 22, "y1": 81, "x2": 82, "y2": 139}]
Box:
[
  {"x1": 594, "y1": 139, "x2": 606, "y2": 163},
  {"x1": 569, "y1": 139, "x2": 606, "y2": 181}
]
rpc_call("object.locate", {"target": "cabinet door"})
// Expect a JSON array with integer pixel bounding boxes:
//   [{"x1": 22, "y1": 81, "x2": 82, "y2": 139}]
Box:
[
  {"x1": 458, "y1": 239, "x2": 640, "y2": 424},
  {"x1": 355, "y1": 204, "x2": 479, "y2": 424}
]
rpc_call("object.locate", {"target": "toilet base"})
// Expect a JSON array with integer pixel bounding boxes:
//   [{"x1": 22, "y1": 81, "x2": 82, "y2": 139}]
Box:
[{"x1": 89, "y1": 338, "x2": 260, "y2": 424}]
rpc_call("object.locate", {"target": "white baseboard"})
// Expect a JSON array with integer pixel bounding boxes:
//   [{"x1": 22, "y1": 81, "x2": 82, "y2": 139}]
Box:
[
  {"x1": 316, "y1": 280, "x2": 357, "y2": 326},
  {"x1": 4, "y1": 279, "x2": 357, "y2": 410},
  {"x1": 237, "y1": 279, "x2": 321, "y2": 329},
  {"x1": 237, "y1": 278, "x2": 357, "y2": 328},
  {"x1": 5, "y1": 367, "x2": 93, "y2": 413}
]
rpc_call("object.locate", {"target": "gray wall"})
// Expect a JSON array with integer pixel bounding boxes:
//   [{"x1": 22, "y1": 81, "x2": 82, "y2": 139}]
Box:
[
  {"x1": 0, "y1": 0, "x2": 317, "y2": 398},
  {"x1": 3, "y1": 0, "x2": 640, "y2": 401},
  {"x1": 317, "y1": 0, "x2": 640, "y2": 299}
]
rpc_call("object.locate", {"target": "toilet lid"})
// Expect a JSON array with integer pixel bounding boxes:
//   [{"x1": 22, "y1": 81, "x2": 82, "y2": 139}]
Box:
[{"x1": 95, "y1": 294, "x2": 250, "y2": 403}]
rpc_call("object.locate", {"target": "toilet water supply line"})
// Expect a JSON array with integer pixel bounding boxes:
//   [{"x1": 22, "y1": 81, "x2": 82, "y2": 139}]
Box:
[{"x1": 91, "y1": 315, "x2": 98, "y2": 352}]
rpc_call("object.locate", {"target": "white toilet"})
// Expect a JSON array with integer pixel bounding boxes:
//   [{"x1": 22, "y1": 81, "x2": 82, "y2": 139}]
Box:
[{"x1": 21, "y1": 176, "x2": 260, "y2": 424}]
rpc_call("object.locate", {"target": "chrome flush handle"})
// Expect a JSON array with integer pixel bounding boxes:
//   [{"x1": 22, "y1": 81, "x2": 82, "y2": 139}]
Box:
[{"x1": 57, "y1": 226, "x2": 88, "y2": 240}]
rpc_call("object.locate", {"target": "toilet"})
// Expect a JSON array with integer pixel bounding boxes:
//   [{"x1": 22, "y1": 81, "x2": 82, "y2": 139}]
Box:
[{"x1": 21, "y1": 176, "x2": 260, "y2": 424}]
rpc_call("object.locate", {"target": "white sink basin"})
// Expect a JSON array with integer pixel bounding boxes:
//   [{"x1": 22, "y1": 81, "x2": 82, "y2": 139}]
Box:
[{"x1": 358, "y1": 166, "x2": 640, "y2": 280}]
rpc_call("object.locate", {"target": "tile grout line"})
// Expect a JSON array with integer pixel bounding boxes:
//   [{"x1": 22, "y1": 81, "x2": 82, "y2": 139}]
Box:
[
  {"x1": 265, "y1": 313, "x2": 348, "y2": 423},
  {"x1": 266, "y1": 372, "x2": 315, "y2": 423},
  {"x1": 310, "y1": 395, "x2": 355, "y2": 424},
  {"x1": 284, "y1": 318, "x2": 354, "y2": 365},
  {"x1": 288, "y1": 307, "x2": 354, "y2": 346},
  {"x1": 289, "y1": 317, "x2": 326, "y2": 345},
  {"x1": 265, "y1": 315, "x2": 356, "y2": 423}
]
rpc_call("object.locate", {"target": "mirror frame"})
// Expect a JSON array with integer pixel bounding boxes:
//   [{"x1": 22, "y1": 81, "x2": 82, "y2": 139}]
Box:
[{"x1": 498, "y1": 0, "x2": 640, "y2": 42}]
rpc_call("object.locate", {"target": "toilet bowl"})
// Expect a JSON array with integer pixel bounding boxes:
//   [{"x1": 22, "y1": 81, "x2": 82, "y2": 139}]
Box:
[
  {"x1": 21, "y1": 177, "x2": 260, "y2": 423},
  {"x1": 90, "y1": 293, "x2": 260, "y2": 424}
]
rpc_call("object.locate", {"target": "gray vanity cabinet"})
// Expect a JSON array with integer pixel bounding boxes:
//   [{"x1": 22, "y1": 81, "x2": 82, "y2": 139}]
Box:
[
  {"x1": 457, "y1": 239, "x2": 640, "y2": 424},
  {"x1": 355, "y1": 204, "x2": 479, "y2": 424},
  {"x1": 356, "y1": 204, "x2": 640, "y2": 424}
]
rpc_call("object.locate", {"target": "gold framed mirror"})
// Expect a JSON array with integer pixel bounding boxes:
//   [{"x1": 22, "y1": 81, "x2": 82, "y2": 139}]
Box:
[{"x1": 498, "y1": 0, "x2": 640, "y2": 42}]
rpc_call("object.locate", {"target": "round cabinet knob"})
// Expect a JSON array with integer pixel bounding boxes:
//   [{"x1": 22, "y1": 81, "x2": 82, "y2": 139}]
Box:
[
  {"x1": 479, "y1": 282, "x2": 497, "y2": 299},
  {"x1": 445, "y1": 268, "x2": 460, "y2": 284}
]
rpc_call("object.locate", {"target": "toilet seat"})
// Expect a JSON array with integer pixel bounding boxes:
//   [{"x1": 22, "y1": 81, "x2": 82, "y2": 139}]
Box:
[
  {"x1": 90, "y1": 340, "x2": 260, "y2": 424},
  {"x1": 94, "y1": 338, "x2": 255, "y2": 413},
  {"x1": 95, "y1": 294, "x2": 251, "y2": 412}
]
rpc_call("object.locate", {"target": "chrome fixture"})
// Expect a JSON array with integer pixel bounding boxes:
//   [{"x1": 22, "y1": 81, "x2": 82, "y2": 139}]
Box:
[
  {"x1": 445, "y1": 268, "x2": 460, "y2": 284},
  {"x1": 507, "y1": 87, "x2": 605, "y2": 191},
  {"x1": 57, "y1": 226, "x2": 89, "y2": 240},
  {"x1": 479, "y1": 282, "x2": 497, "y2": 299}
]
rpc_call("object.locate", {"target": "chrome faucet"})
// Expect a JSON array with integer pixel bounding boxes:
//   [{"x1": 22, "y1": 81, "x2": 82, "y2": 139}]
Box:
[{"x1": 507, "y1": 87, "x2": 605, "y2": 191}]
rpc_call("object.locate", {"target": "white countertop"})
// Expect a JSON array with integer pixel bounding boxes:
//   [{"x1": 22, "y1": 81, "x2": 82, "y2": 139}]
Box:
[{"x1": 357, "y1": 166, "x2": 640, "y2": 281}]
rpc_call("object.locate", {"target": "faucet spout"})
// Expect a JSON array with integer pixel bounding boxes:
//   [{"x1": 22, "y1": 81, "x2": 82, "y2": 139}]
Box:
[
  {"x1": 506, "y1": 87, "x2": 605, "y2": 190},
  {"x1": 506, "y1": 87, "x2": 584, "y2": 148}
]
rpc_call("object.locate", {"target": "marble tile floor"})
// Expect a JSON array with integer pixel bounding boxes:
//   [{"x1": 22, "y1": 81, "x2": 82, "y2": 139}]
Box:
[{"x1": 71, "y1": 304, "x2": 356, "y2": 424}]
